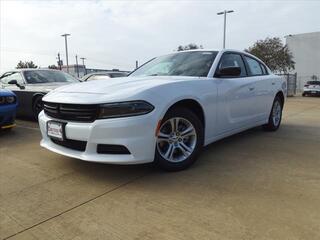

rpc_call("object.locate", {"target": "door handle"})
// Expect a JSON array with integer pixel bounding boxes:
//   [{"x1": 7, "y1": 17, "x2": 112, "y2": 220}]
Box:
[
  {"x1": 272, "y1": 82, "x2": 275, "y2": 85},
  {"x1": 249, "y1": 87, "x2": 255, "y2": 91}
]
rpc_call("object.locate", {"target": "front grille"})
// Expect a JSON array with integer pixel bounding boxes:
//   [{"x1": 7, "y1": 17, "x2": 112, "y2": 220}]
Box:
[
  {"x1": 51, "y1": 138, "x2": 87, "y2": 152},
  {"x1": 44, "y1": 102, "x2": 98, "y2": 122}
]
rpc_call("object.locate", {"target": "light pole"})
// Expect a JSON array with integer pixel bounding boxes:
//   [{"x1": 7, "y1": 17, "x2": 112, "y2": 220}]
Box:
[
  {"x1": 75, "y1": 55, "x2": 79, "y2": 77},
  {"x1": 217, "y1": 10, "x2": 234, "y2": 49},
  {"x1": 80, "y1": 57, "x2": 86, "y2": 75},
  {"x1": 61, "y1": 33, "x2": 71, "y2": 72}
]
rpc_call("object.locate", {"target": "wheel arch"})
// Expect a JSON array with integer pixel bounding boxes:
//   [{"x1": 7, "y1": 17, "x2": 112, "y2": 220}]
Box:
[
  {"x1": 32, "y1": 93, "x2": 45, "y2": 105},
  {"x1": 163, "y1": 99, "x2": 206, "y2": 129},
  {"x1": 275, "y1": 91, "x2": 285, "y2": 107}
]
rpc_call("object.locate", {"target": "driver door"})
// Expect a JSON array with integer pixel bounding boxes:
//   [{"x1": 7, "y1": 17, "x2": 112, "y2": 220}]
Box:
[{"x1": 215, "y1": 52, "x2": 257, "y2": 135}]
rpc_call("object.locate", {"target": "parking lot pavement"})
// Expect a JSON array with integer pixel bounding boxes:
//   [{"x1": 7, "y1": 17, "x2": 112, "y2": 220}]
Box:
[{"x1": 0, "y1": 97, "x2": 319, "y2": 240}]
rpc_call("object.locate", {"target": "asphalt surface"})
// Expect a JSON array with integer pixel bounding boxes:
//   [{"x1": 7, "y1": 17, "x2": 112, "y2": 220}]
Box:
[{"x1": 0, "y1": 97, "x2": 320, "y2": 240}]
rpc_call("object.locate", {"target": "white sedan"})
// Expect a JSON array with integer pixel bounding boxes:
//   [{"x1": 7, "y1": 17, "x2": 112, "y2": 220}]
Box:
[{"x1": 39, "y1": 49, "x2": 286, "y2": 171}]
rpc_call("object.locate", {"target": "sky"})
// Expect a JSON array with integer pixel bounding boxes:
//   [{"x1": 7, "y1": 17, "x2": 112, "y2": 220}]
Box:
[{"x1": 0, "y1": 0, "x2": 319, "y2": 73}]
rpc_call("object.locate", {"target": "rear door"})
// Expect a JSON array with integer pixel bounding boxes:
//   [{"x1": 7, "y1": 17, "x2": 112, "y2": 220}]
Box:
[{"x1": 215, "y1": 52, "x2": 257, "y2": 134}]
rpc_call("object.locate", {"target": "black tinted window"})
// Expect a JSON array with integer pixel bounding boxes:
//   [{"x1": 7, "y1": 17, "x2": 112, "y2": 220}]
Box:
[
  {"x1": 260, "y1": 63, "x2": 267, "y2": 75},
  {"x1": 307, "y1": 81, "x2": 320, "y2": 85},
  {"x1": 219, "y1": 53, "x2": 247, "y2": 77},
  {"x1": 244, "y1": 56, "x2": 263, "y2": 76}
]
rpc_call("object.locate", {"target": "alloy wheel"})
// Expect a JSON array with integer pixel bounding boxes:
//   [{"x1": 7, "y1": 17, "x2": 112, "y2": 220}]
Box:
[
  {"x1": 157, "y1": 117, "x2": 197, "y2": 163},
  {"x1": 272, "y1": 100, "x2": 281, "y2": 126}
]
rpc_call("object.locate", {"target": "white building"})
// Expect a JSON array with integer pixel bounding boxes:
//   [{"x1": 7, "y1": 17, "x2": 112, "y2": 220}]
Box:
[{"x1": 285, "y1": 32, "x2": 320, "y2": 91}]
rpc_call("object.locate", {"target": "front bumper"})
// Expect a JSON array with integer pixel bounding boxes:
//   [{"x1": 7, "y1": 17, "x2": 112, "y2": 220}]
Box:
[
  {"x1": 0, "y1": 104, "x2": 17, "y2": 129},
  {"x1": 39, "y1": 111, "x2": 158, "y2": 164}
]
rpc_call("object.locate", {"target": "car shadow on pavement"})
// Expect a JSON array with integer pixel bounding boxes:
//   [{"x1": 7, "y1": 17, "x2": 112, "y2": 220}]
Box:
[{"x1": 61, "y1": 126, "x2": 267, "y2": 180}]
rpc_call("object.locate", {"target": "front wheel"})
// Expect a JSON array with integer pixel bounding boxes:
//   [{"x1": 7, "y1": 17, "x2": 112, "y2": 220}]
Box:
[
  {"x1": 263, "y1": 96, "x2": 283, "y2": 131},
  {"x1": 155, "y1": 107, "x2": 204, "y2": 171},
  {"x1": 32, "y1": 95, "x2": 43, "y2": 120}
]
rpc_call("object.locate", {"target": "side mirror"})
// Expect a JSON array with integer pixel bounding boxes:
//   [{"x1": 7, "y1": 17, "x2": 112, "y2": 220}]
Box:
[
  {"x1": 8, "y1": 79, "x2": 25, "y2": 89},
  {"x1": 8, "y1": 80, "x2": 17, "y2": 85},
  {"x1": 216, "y1": 67, "x2": 241, "y2": 77}
]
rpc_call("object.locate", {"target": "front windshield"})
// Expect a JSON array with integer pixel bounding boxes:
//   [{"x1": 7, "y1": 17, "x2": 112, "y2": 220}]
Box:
[
  {"x1": 130, "y1": 51, "x2": 218, "y2": 77},
  {"x1": 23, "y1": 70, "x2": 79, "y2": 84}
]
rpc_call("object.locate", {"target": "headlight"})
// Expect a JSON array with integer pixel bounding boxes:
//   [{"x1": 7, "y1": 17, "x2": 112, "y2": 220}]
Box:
[
  {"x1": 6, "y1": 96, "x2": 16, "y2": 104},
  {"x1": 98, "y1": 101, "x2": 154, "y2": 119},
  {"x1": 0, "y1": 96, "x2": 16, "y2": 104}
]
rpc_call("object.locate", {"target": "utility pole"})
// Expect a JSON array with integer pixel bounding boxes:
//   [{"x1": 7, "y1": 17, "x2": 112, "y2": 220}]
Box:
[
  {"x1": 57, "y1": 53, "x2": 62, "y2": 70},
  {"x1": 135, "y1": 60, "x2": 139, "y2": 69},
  {"x1": 75, "y1": 55, "x2": 79, "y2": 77},
  {"x1": 80, "y1": 57, "x2": 86, "y2": 75},
  {"x1": 61, "y1": 33, "x2": 71, "y2": 72},
  {"x1": 217, "y1": 10, "x2": 234, "y2": 49}
]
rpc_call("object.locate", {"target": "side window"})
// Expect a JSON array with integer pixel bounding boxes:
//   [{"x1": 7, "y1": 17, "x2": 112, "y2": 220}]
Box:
[
  {"x1": 0, "y1": 73, "x2": 12, "y2": 84},
  {"x1": 244, "y1": 56, "x2": 263, "y2": 76},
  {"x1": 12, "y1": 73, "x2": 24, "y2": 84},
  {"x1": 0, "y1": 72, "x2": 24, "y2": 84},
  {"x1": 260, "y1": 63, "x2": 268, "y2": 75},
  {"x1": 218, "y1": 53, "x2": 247, "y2": 77}
]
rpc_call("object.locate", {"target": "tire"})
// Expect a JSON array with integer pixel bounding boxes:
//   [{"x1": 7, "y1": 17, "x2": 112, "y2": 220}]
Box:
[
  {"x1": 32, "y1": 95, "x2": 44, "y2": 120},
  {"x1": 155, "y1": 107, "x2": 204, "y2": 171},
  {"x1": 263, "y1": 96, "x2": 283, "y2": 131},
  {"x1": 302, "y1": 92, "x2": 306, "y2": 97}
]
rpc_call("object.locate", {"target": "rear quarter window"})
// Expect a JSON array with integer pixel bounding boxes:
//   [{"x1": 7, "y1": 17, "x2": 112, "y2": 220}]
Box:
[{"x1": 244, "y1": 56, "x2": 263, "y2": 76}]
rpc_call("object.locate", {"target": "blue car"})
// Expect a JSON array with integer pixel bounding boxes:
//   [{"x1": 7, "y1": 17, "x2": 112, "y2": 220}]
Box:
[{"x1": 0, "y1": 89, "x2": 18, "y2": 130}]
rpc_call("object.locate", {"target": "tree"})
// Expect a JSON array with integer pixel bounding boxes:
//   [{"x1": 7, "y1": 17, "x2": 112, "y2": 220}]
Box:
[
  {"x1": 310, "y1": 75, "x2": 318, "y2": 81},
  {"x1": 245, "y1": 37, "x2": 295, "y2": 74},
  {"x1": 177, "y1": 43, "x2": 203, "y2": 51},
  {"x1": 48, "y1": 65, "x2": 59, "y2": 69},
  {"x1": 16, "y1": 61, "x2": 38, "y2": 69}
]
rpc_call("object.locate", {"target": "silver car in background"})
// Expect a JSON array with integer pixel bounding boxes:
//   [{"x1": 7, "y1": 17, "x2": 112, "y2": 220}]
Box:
[{"x1": 0, "y1": 69, "x2": 79, "y2": 119}]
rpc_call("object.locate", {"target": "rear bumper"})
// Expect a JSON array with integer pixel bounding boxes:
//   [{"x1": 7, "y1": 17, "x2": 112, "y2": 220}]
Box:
[
  {"x1": 39, "y1": 110, "x2": 158, "y2": 164},
  {"x1": 0, "y1": 104, "x2": 17, "y2": 129},
  {"x1": 303, "y1": 89, "x2": 320, "y2": 96}
]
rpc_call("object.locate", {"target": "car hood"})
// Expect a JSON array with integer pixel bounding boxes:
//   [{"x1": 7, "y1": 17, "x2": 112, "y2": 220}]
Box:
[
  {"x1": 43, "y1": 76, "x2": 202, "y2": 104},
  {"x1": 0, "y1": 89, "x2": 16, "y2": 96}
]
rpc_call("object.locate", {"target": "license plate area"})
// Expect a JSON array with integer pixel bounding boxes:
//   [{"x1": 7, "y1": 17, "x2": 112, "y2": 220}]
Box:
[{"x1": 47, "y1": 121, "x2": 65, "y2": 141}]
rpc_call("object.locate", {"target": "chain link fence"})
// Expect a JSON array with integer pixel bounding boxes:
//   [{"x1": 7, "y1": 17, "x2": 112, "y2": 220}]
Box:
[{"x1": 278, "y1": 73, "x2": 297, "y2": 97}]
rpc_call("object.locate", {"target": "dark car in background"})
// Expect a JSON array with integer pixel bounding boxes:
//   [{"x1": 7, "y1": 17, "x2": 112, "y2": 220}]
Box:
[
  {"x1": 0, "y1": 89, "x2": 18, "y2": 130},
  {"x1": 81, "y1": 71, "x2": 128, "y2": 81},
  {"x1": 0, "y1": 69, "x2": 79, "y2": 119}
]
